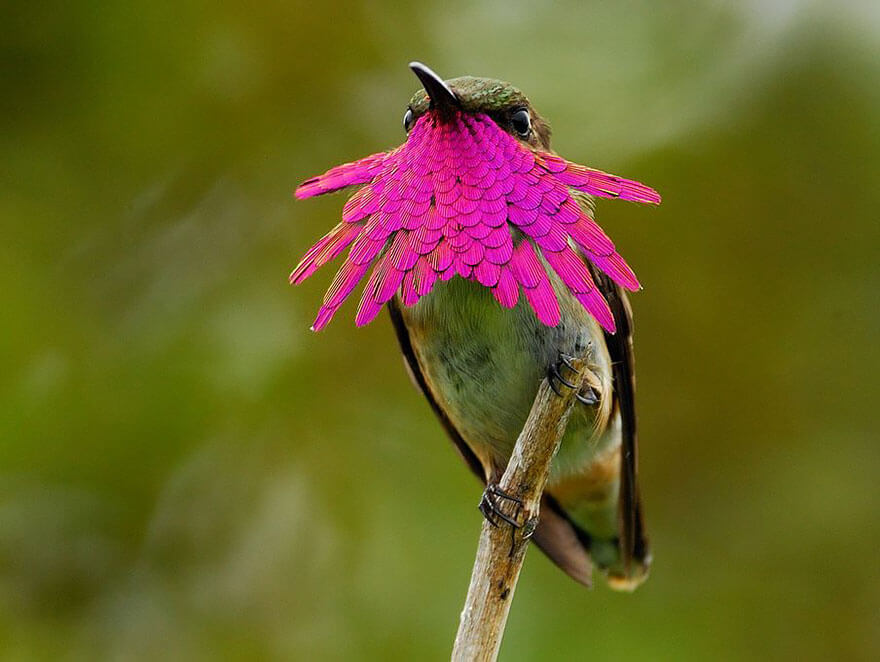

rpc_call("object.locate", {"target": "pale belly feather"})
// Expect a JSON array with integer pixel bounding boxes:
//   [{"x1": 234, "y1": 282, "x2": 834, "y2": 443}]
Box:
[{"x1": 398, "y1": 275, "x2": 619, "y2": 488}]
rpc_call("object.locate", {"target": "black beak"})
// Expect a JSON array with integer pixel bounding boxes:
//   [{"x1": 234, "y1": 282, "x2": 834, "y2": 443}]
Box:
[{"x1": 409, "y1": 61, "x2": 459, "y2": 118}]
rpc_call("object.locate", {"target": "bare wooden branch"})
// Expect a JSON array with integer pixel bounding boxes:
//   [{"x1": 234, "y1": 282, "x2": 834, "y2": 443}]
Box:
[{"x1": 451, "y1": 357, "x2": 587, "y2": 661}]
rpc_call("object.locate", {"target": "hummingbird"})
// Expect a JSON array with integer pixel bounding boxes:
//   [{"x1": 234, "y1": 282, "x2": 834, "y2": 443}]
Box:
[{"x1": 291, "y1": 62, "x2": 660, "y2": 589}]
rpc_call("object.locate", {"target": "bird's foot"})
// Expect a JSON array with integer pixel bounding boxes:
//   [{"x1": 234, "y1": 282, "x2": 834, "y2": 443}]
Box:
[
  {"x1": 479, "y1": 483, "x2": 524, "y2": 529},
  {"x1": 576, "y1": 384, "x2": 600, "y2": 406},
  {"x1": 548, "y1": 352, "x2": 600, "y2": 405}
]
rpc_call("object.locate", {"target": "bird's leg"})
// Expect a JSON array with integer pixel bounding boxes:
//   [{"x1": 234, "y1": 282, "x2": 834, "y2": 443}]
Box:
[
  {"x1": 548, "y1": 351, "x2": 600, "y2": 406},
  {"x1": 479, "y1": 483, "x2": 524, "y2": 529}
]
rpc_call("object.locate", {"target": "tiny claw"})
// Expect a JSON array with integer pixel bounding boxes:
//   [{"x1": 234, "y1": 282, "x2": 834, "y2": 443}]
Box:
[
  {"x1": 479, "y1": 498, "x2": 500, "y2": 528},
  {"x1": 548, "y1": 351, "x2": 579, "y2": 396},
  {"x1": 479, "y1": 483, "x2": 523, "y2": 529},
  {"x1": 549, "y1": 363, "x2": 576, "y2": 389},
  {"x1": 559, "y1": 353, "x2": 576, "y2": 372},
  {"x1": 576, "y1": 386, "x2": 600, "y2": 406}
]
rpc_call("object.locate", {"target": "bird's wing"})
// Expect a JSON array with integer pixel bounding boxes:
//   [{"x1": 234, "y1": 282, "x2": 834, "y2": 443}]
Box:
[
  {"x1": 386, "y1": 298, "x2": 595, "y2": 586},
  {"x1": 587, "y1": 264, "x2": 650, "y2": 575}
]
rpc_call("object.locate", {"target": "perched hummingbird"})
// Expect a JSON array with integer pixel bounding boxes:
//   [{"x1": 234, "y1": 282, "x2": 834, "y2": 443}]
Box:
[{"x1": 292, "y1": 63, "x2": 660, "y2": 589}]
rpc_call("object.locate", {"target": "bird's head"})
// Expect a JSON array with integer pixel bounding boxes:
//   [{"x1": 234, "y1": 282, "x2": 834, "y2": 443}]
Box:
[{"x1": 404, "y1": 63, "x2": 552, "y2": 151}]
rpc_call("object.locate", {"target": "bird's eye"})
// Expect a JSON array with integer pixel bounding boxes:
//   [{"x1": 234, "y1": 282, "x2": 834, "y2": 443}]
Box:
[
  {"x1": 403, "y1": 108, "x2": 415, "y2": 132},
  {"x1": 510, "y1": 108, "x2": 531, "y2": 138}
]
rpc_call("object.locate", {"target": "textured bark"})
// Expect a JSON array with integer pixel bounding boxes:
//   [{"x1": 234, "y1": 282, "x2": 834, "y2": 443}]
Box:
[{"x1": 451, "y1": 357, "x2": 586, "y2": 661}]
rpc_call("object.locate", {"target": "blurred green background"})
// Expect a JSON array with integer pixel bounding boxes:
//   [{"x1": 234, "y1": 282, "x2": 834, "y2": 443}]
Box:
[{"x1": 2, "y1": 1, "x2": 878, "y2": 659}]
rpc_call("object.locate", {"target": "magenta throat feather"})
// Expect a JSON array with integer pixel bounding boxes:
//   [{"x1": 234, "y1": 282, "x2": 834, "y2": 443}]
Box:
[{"x1": 292, "y1": 69, "x2": 660, "y2": 334}]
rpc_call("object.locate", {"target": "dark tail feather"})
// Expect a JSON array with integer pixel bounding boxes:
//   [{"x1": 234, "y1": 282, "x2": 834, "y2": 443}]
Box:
[
  {"x1": 606, "y1": 495, "x2": 651, "y2": 591},
  {"x1": 532, "y1": 496, "x2": 594, "y2": 587},
  {"x1": 536, "y1": 494, "x2": 650, "y2": 590}
]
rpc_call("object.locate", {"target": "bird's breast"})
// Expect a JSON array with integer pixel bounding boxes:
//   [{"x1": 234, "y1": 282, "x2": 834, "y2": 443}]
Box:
[{"x1": 397, "y1": 275, "x2": 612, "y2": 479}]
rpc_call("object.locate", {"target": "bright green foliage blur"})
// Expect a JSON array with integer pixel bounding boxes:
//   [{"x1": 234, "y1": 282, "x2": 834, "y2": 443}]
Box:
[{"x1": 1, "y1": 1, "x2": 878, "y2": 660}]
